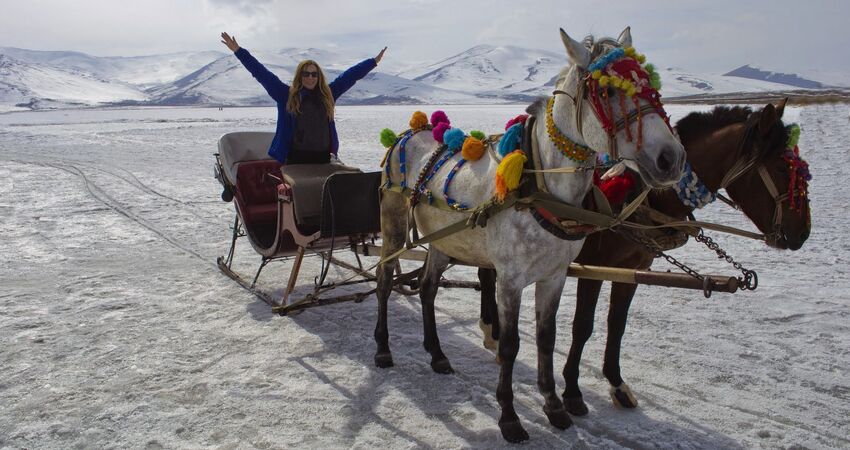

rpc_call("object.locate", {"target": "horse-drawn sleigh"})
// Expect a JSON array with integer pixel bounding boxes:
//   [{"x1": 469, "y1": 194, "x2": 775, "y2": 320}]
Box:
[{"x1": 213, "y1": 27, "x2": 811, "y2": 443}]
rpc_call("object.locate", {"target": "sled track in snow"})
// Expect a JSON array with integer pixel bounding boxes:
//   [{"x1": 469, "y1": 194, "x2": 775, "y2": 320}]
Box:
[
  {"x1": 23, "y1": 160, "x2": 211, "y2": 266},
  {"x1": 64, "y1": 159, "x2": 216, "y2": 221}
]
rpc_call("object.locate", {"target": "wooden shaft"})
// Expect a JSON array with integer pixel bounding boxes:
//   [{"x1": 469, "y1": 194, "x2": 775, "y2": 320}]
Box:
[{"x1": 358, "y1": 244, "x2": 739, "y2": 294}]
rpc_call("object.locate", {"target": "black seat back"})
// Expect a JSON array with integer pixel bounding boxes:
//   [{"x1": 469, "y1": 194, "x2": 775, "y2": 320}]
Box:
[{"x1": 320, "y1": 172, "x2": 382, "y2": 237}]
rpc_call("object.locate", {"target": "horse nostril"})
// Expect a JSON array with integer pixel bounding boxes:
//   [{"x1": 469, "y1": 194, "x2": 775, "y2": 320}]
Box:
[{"x1": 656, "y1": 146, "x2": 675, "y2": 173}]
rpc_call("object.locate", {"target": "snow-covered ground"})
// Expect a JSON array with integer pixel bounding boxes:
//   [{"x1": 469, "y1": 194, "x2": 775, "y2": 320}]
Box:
[{"x1": 0, "y1": 104, "x2": 848, "y2": 449}]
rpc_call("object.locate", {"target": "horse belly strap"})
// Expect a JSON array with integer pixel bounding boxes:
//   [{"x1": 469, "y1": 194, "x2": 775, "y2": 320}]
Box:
[{"x1": 531, "y1": 206, "x2": 596, "y2": 240}]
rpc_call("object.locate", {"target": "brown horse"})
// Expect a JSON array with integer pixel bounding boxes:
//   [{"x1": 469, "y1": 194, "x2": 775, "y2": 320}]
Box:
[{"x1": 479, "y1": 100, "x2": 812, "y2": 416}]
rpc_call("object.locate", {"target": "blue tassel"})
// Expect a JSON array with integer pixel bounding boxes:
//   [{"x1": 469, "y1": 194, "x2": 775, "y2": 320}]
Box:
[{"x1": 498, "y1": 123, "x2": 523, "y2": 157}]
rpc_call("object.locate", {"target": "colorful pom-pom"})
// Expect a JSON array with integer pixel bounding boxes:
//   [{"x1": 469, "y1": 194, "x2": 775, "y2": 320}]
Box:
[
  {"x1": 599, "y1": 76, "x2": 610, "y2": 87},
  {"x1": 409, "y1": 111, "x2": 428, "y2": 130},
  {"x1": 470, "y1": 130, "x2": 486, "y2": 141},
  {"x1": 432, "y1": 122, "x2": 451, "y2": 143},
  {"x1": 624, "y1": 47, "x2": 636, "y2": 57},
  {"x1": 498, "y1": 123, "x2": 523, "y2": 157},
  {"x1": 495, "y1": 150, "x2": 527, "y2": 201},
  {"x1": 444, "y1": 128, "x2": 466, "y2": 150},
  {"x1": 504, "y1": 114, "x2": 528, "y2": 131},
  {"x1": 637, "y1": 54, "x2": 646, "y2": 64},
  {"x1": 462, "y1": 136, "x2": 485, "y2": 161},
  {"x1": 380, "y1": 128, "x2": 397, "y2": 148},
  {"x1": 597, "y1": 171, "x2": 637, "y2": 206},
  {"x1": 592, "y1": 70, "x2": 602, "y2": 80},
  {"x1": 430, "y1": 110, "x2": 450, "y2": 127},
  {"x1": 610, "y1": 77, "x2": 623, "y2": 88},
  {"x1": 787, "y1": 123, "x2": 801, "y2": 148}
]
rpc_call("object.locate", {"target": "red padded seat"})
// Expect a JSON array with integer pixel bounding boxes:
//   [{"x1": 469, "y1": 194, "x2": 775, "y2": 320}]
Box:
[{"x1": 235, "y1": 160, "x2": 282, "y2": 229}]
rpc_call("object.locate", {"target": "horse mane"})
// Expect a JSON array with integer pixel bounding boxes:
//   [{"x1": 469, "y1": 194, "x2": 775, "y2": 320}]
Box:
[
  {"x1": 676, "y1": 106, "x2": 789, "y2": 160},
  {"x1": 675, "y1": 106, "x2": 752, "y2": 146}
]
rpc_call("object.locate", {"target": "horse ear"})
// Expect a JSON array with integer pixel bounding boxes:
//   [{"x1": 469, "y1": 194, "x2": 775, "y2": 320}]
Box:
[
  {"x1": 618, "y1": 26, "x2": 632, "y2": 48},
  {"x1": 758, "y1": 103, "x2": 777, "y2": 137},
  {"x1": 775, "y1": 97, "x2": 788, "y2": 119},
  {"x1": 560, "y1": 28, "x2": 591, "y2": 69}
]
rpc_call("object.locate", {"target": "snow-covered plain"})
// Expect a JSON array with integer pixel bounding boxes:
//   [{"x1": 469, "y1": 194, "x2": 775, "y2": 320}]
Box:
[{"x1": 1, "y1": 103, "x2": 848, "y2": 449}]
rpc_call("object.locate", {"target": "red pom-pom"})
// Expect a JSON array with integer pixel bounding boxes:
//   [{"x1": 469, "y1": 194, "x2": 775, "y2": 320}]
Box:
[
  {"x1": 504, "y1": 114, "x2": 529, "y2": 131},
  {"x1": 432, "y1": 122, "x2": 451, "y2": 143},
  {"x1": 597, "y1": 171, "x2": 637, "y2": 206},
  {"x1": 430, "y1": 110, "x2": 450, "y2": 127}
]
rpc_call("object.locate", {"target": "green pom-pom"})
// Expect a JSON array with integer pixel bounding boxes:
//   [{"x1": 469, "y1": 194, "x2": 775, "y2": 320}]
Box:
[
  {"x1": 787, "y1": 123, "x2": 801, "y2": 148},
  {"x1": 470, "y1": 130, "x2": 486, "y2": 140},
  {"x1": 644, "y1": 63, "x2": 662, "y2": 90},
  {"x1": 380, "y1": 128, "x2": 398, "y2": 148}
]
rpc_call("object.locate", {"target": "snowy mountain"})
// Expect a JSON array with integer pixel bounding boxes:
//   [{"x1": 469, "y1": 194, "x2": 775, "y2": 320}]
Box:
[
  {"x1": 724, "y1": 65, "x2": 823, "y2": 89},
  {"x1": 656, "y1": 67, "x2": 808, "y2": 98},
  {"x1": 400, "y1": 45, "x2": 563, "y2": 98},
  {"x1": 0, "y1": 54, "x2": 148, "y2": 110},
  {"x1": 1, "y1": 45, "x2": 844, "y2": 111},
  {"x1": 146, "y1": 51, "x2": 485, "y2": 106},
  {"x1": 0, "y1": 47, "x2": 225, "y2": 88}
]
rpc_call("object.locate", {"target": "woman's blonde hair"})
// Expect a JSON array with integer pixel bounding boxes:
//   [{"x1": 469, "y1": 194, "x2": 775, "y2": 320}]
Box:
[{"x1": 286, "y1": 60, "x2": 334, "y2": 120}]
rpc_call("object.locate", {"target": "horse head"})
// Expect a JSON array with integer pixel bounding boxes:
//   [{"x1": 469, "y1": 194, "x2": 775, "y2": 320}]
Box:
[
  {"x1": 553, "y1": 27, "x2": 685, "y2": 188},
  {"x1": 723, "y1": 100, "x2": 812, "y2": 250}
]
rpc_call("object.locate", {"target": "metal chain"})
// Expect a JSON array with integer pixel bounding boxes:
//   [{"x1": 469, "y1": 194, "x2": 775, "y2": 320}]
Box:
[
  {"x1": 619, "y1": 227, "x2": 758, "y2": 293},
  {"x1": 693, "y1": 230, "x2": 759, "y2": 291}
]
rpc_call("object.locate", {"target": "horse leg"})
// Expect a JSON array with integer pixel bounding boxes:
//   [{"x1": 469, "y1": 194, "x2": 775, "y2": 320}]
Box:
[
  {"x1": 373, "y1": 191, "x2": 407, "y2": 369},
  {"x1": 535, "y1": 276, "x2": 572, "y2": 430},
  {"x1": 478, "y1": 267, "x2": 499, "y2": 351},
  {"x1": 562, "y1": 278, "x2": 603, "y2": 416},
  {"x1": 604, "y1": 281, "x2": 639, "y2": 408},
  {"x1": 420, "y1": 248, "x2": 453, "y2": 374},
  {"x1": 495, "y1": 282, "x2": 529, "y2": 443}
]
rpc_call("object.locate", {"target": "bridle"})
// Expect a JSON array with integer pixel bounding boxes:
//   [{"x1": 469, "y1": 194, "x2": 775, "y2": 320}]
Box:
[
  {"x1": 550, "y1": 58, "x2": 671, "y2": 162},
  {"x1": 713, "y1": 118, "x2": 809, "y2": 247}
]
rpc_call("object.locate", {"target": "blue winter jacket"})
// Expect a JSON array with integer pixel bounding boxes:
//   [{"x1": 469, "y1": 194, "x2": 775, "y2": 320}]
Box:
[{"x1": 234, "y1": 48, "x2": 377, "y2": 163}]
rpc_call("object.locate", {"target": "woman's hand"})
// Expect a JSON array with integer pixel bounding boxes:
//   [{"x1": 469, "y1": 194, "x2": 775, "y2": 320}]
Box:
[
  {"x1": 374, "y1": 47, "x2": 387, "y2": 64},
  {"x1": 220, "y1": 32, "x2": 240, "y2": 53}
]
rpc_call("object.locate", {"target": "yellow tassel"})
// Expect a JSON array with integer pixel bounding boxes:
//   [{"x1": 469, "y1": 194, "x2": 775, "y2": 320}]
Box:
[
  {"x1": 591, "y1": 70, "x2": 602, "y2": 80},
  {"x1": 625, "y1": 47, "x2": 636, "y2": 57},
  {"x1": 610, "y1": 77, "x2": 622, "y2": 88},
  {"x1": 637, "y1": 54, "x2": 646, "y2": 64},
  {"x1": 462, "y1": 136, "x2": 485, "y2": 161},
  {"x1": 599, "y1": 75, "x2": 610, "y2": 87},
  {"x1": 495, "y1": 150, "x2": 527, "y2": 201},
  {"x1": 409, "y1": 111, "x2": 428, "y2": 130}
]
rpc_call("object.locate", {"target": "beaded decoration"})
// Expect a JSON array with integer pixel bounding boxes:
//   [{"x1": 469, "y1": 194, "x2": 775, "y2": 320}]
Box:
[
  {"x1": 546, "y1": 97, "x2": 594, "y2": 162},
  {"x1": 584, "y1": 46, "x2": 671, "y2": 151},
  {"x1": 673, "y1": 161, "x2": 716, "y2": 209},
  {"x1": 783, "y1": 123, "x2": 811, "y2": 214},
  {"x1": 444, "y1": 158, "x2": 469, "y2": 210}
]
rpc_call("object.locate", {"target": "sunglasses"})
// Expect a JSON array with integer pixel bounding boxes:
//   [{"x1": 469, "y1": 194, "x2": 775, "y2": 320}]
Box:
[{"x1": 301, "y1": 71, "x2": 319, "y2": 78}]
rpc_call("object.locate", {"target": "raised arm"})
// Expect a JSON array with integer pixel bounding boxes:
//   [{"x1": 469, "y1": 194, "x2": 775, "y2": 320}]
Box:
[
  {"x1": 328, "y1": 47, "x2": 386, "y2": 99},
  {"x1": 221, "y1": 32, "x2": 289, "y2": 103}
]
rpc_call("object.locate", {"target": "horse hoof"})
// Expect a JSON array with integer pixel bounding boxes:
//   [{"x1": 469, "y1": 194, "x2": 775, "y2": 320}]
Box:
[
  {"x1": 374, "y1": 352, "x2": 394, "y2": 368},
  {"x1": 563, "y1": 395, "x2": 589, "y2": 416},
  {"x1": 431, "y1": 358, "x2": 454, "y2": 374},
  {"x1": 478, "y1": 319, "x2": 498, "y2": 351},
  {"x1": 498, "y1": 419, "x2": 529, "y2": 443},
  {"x1": 610, "y1": 383, "x2": 639, "y2": 409},
  {"x1": 543, "y1": 405, "x2": 573, "y2": 430}
]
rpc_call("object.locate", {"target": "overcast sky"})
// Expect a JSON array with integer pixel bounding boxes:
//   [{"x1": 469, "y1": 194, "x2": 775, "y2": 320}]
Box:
[{"x1": 1, "y1": 0, "x2": 847, "y2": 75}]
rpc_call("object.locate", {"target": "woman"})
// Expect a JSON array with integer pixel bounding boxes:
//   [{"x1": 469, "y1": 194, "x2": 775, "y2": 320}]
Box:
[{"x1": 221, "y1": 32, "x2": 386, "y2": 164}]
